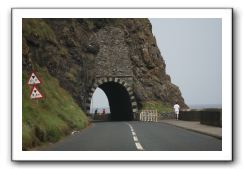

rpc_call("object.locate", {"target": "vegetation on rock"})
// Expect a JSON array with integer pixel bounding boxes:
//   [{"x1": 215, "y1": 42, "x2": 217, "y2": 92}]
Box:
[{"x1": 141, "y1": 101, "x2": 173, "y2": 113}]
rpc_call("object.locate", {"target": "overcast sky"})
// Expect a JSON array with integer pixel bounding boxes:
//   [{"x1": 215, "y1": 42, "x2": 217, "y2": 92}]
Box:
[
  {"x1": 150, "y1": 18, "x2": 222, "y2": 107},
  {"x1": 91, "y1": 18, "x2": 222, "y2": 110}
]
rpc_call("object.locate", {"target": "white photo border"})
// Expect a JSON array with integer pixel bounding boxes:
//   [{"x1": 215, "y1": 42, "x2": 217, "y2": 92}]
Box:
[{"x1": 12, "y1": 8, "x2": 233, "y2": 161}]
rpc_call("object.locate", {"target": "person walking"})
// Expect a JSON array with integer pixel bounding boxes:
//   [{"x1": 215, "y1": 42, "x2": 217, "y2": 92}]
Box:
[
  {"x1": 173, "y1": 102, "x2": 180, "y2": 120},
  {"x1": 94, "y1": 109, "x2": 98, "y2": 119},
  {"x1": 94, "y1": 109, "x2": 98, "y2": 115}
]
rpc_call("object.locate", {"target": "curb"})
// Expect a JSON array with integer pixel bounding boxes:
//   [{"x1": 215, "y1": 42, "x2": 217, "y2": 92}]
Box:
[{"x1": 160, "y1": 121, "x2": 222, "y2": 140}]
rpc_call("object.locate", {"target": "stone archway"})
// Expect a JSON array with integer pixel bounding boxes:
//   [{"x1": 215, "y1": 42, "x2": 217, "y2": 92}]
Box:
[{"x1": 86, "y1": 77, "x2": 138, "y2": 121}]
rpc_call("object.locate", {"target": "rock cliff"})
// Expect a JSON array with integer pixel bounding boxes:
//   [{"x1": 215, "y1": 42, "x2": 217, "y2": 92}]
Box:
[{"x1": 22, "y1": 18, "x2": 188, "y2": 112}]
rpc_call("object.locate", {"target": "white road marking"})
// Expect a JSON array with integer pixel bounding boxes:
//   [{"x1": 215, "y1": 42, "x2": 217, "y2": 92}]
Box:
[
  {"x1": 133, "y1": 136, "x2": 138, "y2": 142},
  {"x1": 135, "y1": 142, "x2": 144, "y2": 150},
  {"x1": 125, "y1": 122, "x2": 144, "y2": 151}
]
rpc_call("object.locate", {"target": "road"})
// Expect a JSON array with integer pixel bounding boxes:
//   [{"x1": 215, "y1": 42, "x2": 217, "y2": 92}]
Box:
[{"x1": 41, "y1": 121, "x2": 221, "y2": 151}]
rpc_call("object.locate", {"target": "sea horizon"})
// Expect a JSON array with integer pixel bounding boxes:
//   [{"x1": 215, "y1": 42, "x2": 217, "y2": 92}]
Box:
[{"x1": 188, "y1": 104, "x2": 222, "y2": 109}]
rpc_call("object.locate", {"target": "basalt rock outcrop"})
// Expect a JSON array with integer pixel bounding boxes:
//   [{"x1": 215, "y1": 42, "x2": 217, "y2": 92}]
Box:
[{"x1": 22, "y1": 18, "x2": 188, "y2": 113}]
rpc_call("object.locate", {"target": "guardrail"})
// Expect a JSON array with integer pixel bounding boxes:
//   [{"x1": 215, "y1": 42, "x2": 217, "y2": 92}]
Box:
[{"x1": 139, "y1": 110, "x2": 158, "y2": 122}]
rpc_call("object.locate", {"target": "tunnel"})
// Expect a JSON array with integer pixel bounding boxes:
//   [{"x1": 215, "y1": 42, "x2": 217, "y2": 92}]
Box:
[{"x1": 97, "y1": 82, "x2": 133, "y2": 121}]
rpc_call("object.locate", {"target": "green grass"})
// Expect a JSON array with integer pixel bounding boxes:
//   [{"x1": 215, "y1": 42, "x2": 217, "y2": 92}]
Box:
[
  {"x1": 22, "y1": 66, "x2": 89, "y2": 150},
  {"x1": 141, "y1": 101, "x2": 172, "y2": 113}
]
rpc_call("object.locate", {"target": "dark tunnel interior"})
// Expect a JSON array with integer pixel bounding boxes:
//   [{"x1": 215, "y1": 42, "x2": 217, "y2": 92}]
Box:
[{"x1": 99, "y1": 82, "x2": 133, "y2": 121}]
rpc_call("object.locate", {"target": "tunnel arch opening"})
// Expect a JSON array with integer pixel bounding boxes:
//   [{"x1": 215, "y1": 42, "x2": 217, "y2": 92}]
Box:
[
  {"x1": 90, "y1": 87, "x2": 110, "y2": 114},
  {"x1": 86, "y1": 78, "x2": 138, "y2": 121}
]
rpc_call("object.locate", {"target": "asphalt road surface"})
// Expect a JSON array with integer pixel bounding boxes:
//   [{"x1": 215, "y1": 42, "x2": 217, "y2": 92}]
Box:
[{"x1": 41, "y1": 121, "x2": 221, "y2": 151}]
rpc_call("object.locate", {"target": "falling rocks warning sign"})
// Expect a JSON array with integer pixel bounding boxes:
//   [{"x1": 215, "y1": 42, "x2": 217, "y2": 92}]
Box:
[
  {"x1": 27, "y1": 72, "x2": 41, "y2": 85},
  {"x1": 30, "y1": 85, "x2": 43, "y2": 99}
]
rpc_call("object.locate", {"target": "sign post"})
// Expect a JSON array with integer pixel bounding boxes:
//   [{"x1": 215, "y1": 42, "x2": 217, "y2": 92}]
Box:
[
  {"x1": 27, "y1": 71, "x2": 44, "y2": 100},
  {"x1": 27, "y1": 72, "x2": 41, "y2": 85},
  {"x1": 29, "y1": 85, "x2": 43, "y2": 100}
]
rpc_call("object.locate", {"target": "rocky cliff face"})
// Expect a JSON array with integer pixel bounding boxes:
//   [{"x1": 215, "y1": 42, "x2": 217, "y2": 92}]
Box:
[{"x1": 22, "y1": 18, "x2": 188, "y2": 111}]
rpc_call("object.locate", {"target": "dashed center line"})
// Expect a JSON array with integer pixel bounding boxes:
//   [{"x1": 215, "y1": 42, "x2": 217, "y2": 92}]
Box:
[
  {"x1": 126, "y1": 123, "x2": 144, "y2": 151},
  {"x1": 135, "y1": 142, "x2": 144, "y2": 150},
  {"x1": 133, "y1": 136, "x2": 138, "y2": 142}
]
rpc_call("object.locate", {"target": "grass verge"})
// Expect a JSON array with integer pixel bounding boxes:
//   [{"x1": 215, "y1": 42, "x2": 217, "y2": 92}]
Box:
[{"x1": 22, "y1": 66, "x2": 88, "y2": 150}]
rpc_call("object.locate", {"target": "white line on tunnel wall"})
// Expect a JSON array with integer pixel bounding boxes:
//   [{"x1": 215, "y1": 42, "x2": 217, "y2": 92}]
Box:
[{"x1": 126, "y1": 123, "x2": 144, "y2": 151}]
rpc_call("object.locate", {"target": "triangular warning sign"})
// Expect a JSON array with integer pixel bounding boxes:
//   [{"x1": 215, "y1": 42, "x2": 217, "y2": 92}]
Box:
[
  {"x1": 27, "y1": 72, "x2": 41, "y2": 85},
  {"x1": 30, "y1": 86, "x2": 43, "y2": 99}
]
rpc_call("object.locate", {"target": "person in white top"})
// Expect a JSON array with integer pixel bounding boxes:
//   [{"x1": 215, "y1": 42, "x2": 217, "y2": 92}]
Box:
[{"x1": 173, "y1": 102, "x2": 180, "y2": 120}]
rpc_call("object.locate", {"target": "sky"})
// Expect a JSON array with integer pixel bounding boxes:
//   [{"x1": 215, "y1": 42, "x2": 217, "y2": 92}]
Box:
[
  {"x1": 149, "y1": 18, "x2": 222, "y2": 107},
  {"x1": 91, "y1": 18, "x2": 222, "y2": 110},
  {"x1": 90, "y1": 88, "x2": 109, "y2": 113}
]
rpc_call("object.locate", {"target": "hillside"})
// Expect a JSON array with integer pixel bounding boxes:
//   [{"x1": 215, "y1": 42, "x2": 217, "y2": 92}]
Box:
[{"x1": 22, "y1": 65, "x2": 89, "y2": 150}]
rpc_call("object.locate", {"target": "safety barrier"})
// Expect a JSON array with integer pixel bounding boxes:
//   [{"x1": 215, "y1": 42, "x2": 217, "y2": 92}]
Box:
[{"x1": 139, "y1": 110, "x2": 158, "y2": 122}]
